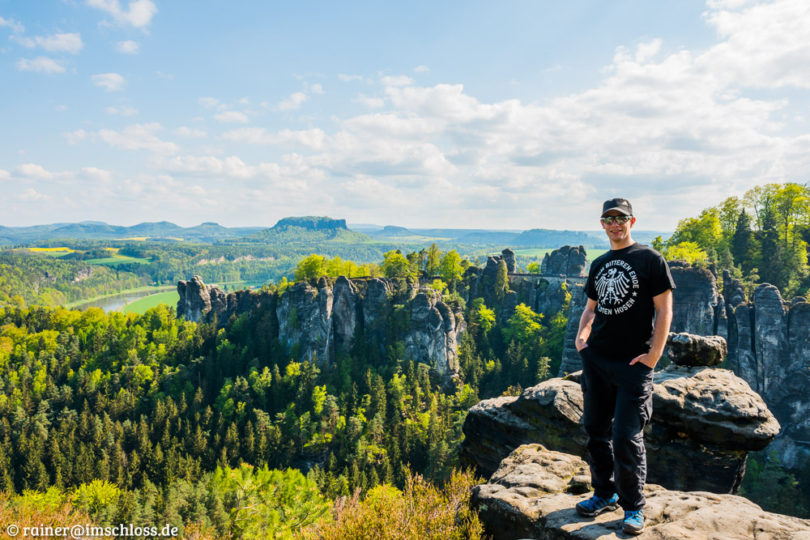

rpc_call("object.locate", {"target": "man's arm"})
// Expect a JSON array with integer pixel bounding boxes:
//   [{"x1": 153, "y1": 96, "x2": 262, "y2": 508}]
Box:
[
  {"x1": 629, "y1": 289, "x2": 673, "y2": 368},
  {"x1": 575, "y1": 298, "x2": 598, "y2": 352}
]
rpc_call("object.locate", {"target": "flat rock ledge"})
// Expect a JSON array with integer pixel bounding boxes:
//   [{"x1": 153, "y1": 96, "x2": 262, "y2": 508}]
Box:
[{"x1": 471, "y1": 444, "x2": 810, "y2": 540}]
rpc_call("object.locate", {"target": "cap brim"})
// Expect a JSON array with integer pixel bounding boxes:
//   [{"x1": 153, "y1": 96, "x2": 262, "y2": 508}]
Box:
[{"x1": 601, "y1": 206, "x2": 632, "y2": 217}]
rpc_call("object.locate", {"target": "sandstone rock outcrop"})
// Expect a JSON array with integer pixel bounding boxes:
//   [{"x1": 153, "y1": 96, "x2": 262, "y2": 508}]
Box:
[
  {"x1": 666, "y1": 332, "x2": 727, "y2": 367},
  {"x1": 541, "y1": 245, "x2": 587, "y2": 277},
  {"x1": 177, "y1": 275, "x2": 462, "y2": 379},
  {"x1": 461, "y1": 362, "x2": 780, "y2": 493},
  {"x1": 471, "y1": 444, "x2": 810, "y2": 540}
]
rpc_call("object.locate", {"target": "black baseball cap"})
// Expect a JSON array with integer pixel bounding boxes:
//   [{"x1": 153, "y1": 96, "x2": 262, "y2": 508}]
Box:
[{"x1": 601, "y1": 198, "x2": 633, "y2": 217}]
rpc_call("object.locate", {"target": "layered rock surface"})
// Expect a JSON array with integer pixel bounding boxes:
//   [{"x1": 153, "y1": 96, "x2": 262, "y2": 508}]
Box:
[
  {"x1": 471, "y1": 444, "x2": 810, "y2": 540},
  {"x1": 461, "y1": 362, "x2": 780, "y2": 493}
]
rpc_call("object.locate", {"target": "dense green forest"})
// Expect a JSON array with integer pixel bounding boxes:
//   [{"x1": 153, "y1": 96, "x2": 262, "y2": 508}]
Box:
[
  {"x1": 657, "y1": 182, "x2": 810, "y2": 296},
  {"x1": 0, "y1": 243, "x2": 567, "y2": 536}
]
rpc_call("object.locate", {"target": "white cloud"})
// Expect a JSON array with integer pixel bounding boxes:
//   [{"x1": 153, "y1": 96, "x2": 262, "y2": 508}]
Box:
[
  {"x1": 176, "y1": 126, "x2": 207, "y2": 138},
  {"x1": 17, "y1": 163, "x2": 54, "y2": 179},
  {"x1": 116, "y1": 40, "x2": 139, "y2": 54},
  {"x1": 635, "y1": 39, "x2": 661, "y2": 62},
  {"x1": 81, "y1": 167, "x2": 113, "y2": 182},
  {"x1": 11, "y1": 32, "x2": 83, "y2": 54},
  {"x1": 310, "y1": 83, "x2": 324, "y2": 94},
  {"x1": 0, "y1": 16, "x2": 24, "y2": 33},
  {"x1": 353, "y1": 95, "x2": 385, "y2": 109},
  {"x1": 92, "y1": 73, "x2": 126, "y2": 91},
  {"x1": 214, "y1": 111, "x2": 250, "y2": 123},
  {"x1": 0, "y1": 169, "x2": 10, "y2": 180},
  {"x1": 86, "y1": 0, "x2": 157, "y2": 29},
  {"x1": 338, "y1": 73, "x2": 363, "y2": 82},
  {"x1": 16, "y1": 57, "x2": 65, "y2": 74},
  {"x1": 701, "y1": 0, "x2": 810, "y2": 88},
  {"x1": 98, "y1": 123, "x2": 178, "y2": 154},
  {"x1": 414, "y1": 65, "x2": 430, "y2": 73},
  {"x1": 221, "y1": 127, "x2": 326, "y2": 149},
  {"x1": 380, "y1": 75, "x2": 413, "y2": 87},
  {"x1": 278, "y1": 92, "x2": 308, "y2": 111},
  {"x1": 198, "y1": 97, "x2": 219, "y2": 108},
  {"x1": 20, "y1": 188, "x2": 46, "y2": 201},
  {"x1": 63, "y1": 129, "x2": 88, "y2": 144},
  {"x1": 106, "y1": 106, "x2": 138, "y2": 116}
]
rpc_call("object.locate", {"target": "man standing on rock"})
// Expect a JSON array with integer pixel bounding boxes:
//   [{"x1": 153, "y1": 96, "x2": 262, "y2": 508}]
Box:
[{"x1": 573, "y1": 198, "x2": 675, "y2": 535}]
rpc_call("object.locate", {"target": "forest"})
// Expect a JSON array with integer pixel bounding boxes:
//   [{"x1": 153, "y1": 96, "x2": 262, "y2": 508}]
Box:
[
  {"x1": 657, "y1": 182, "x2": 810, "y2": 297},
  {"x1": 0, "y1": 243, "x2": 570, "y2": 537}
]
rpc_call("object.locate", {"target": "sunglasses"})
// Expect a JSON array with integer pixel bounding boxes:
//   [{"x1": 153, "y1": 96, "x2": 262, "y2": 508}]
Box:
[{"x1": 601, "y1": 215, "x2": 632, "y2": 224}]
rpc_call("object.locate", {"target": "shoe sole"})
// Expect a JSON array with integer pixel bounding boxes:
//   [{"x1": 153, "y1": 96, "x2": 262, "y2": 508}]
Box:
[
  {"x1": 623, "y1": 523, "x2": 644, "y2": 535},
  {"x1": 575, "y1": 502, "x2": 619, "y2": 517}
]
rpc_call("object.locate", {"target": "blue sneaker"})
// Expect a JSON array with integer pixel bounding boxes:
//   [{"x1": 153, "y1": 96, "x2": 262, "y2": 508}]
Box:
[
  {"x1": 575, "y1": 493, "x2": 619, "y2": 517},
  {"x1": 623, "y1": 509, "x2": 645, "y2": 535}
]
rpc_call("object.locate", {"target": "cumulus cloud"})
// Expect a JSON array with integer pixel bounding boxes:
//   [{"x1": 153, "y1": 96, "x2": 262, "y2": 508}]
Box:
[
  {"x1": 86, "y1": 0, "x2": 157, "y2": 29},
  {"x1": 11, "y1": 32, "x2": 83, "y2": 53},
  {"x1": 20, "y1": 188, "x2": 46, "y2": 201},
  {"x1": 278, "y1": 92, "x2": 308, "y2": 111},
  {"x1": 92, "y1": 72, "x2": 126, "y2": 91},
  {"x1": 0, "y1": 16, "x2": 24, "y2": 33},
  {"x1": 63, "y1": 129, "x2": 88, "y2": 144},
  {"x1": 0, "y1": 169, "x2": 9, "y2": 180},
  {"x1": 701, "y1": 0, "x2": 810, "y2": 88},
  {"x1": 116, "y1": 40, "x2": 139, "y2": 54},
  {"x1": 214, "y1": 111, "x2": 250, "y2": 123},
  {"x1": 97, "y1": 123, "x2": 178, "y2": 154},
  {"x1": 353, "y1": 95, "x2": 385, "y2": 109},
  {"x1": 17, "y1": 163, "x2": 55, "y2": 179},
  {"x1": 380, "y1": 75, "x2": 413, "y2": 87},
  {"x1": 16, "y1": 57, "x2": 65, "y2": 74},
  {"x1": 81, "y1": 167, "x2": 113, "y2": 182},
  {"x1": 176, "y1": 126, "x2": 207, "y2": 138},
  {"x1": 14, "y1": 0, "x2": 810, "y2": 229},
  {"x1": 413, "y1": 65, "x2": 430, "y2": 73},
  {"x1": 198, "y1": 97, "x2": 219, "y2": 108},
  {"x1": 221, "y1": 127, "x2": 326, "y2": 149}
]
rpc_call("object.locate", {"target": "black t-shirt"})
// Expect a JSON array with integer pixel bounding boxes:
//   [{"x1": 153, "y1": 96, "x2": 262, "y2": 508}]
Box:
[{"x1": 585, "y1": 243, "x2": 675, "y2": 359}]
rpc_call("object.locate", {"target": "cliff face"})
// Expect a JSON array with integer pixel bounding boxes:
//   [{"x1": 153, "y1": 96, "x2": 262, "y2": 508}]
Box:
[{"x1": 177, "y1": 275, "x2": 462, "y2": 378}]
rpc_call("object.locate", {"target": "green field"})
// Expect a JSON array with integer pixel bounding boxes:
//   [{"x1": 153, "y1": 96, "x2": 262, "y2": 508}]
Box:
[{"x1": 122, "y1": 291, "x2": 181, "y2": 314}]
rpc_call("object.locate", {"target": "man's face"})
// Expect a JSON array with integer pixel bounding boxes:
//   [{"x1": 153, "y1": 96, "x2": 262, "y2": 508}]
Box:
[{"x1": 601, "y1": 210, "x2": 636, "y2": 243}]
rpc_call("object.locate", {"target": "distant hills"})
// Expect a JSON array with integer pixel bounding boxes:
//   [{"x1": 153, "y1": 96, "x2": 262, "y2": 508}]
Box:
[
  {"x1": 0, "y1": 221, "x2": 263, "y2": 244},
  {"x1": 0, "y1": 217, "x2": 669, "y2": 248}
]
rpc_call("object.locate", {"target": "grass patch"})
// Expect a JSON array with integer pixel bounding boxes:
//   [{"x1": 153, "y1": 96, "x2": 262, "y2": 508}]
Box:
[
  {"x1": 65, "y1": 285, "x2": 175, "y2": 309},
  {"x1": 122, "y1": 291, "x2": 180, "y2": 314},
  {"x1": 86, "y1": 255, "x2": 150, "y2": 265}
]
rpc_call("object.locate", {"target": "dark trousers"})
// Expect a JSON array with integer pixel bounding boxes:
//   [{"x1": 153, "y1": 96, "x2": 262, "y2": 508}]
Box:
[{"x1": 580, "y1": 346, "x2": 654, "y2": 511}]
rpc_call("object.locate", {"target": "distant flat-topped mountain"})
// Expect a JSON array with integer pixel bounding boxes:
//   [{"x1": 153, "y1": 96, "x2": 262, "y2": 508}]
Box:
[{"x1": 249, "y1": 216, "x2": 370, "y2": 244}]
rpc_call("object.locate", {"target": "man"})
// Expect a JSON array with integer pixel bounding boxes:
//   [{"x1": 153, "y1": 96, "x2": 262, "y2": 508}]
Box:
[{"x1": 573, "y1": 198, "x2": 675, "y2": 535}]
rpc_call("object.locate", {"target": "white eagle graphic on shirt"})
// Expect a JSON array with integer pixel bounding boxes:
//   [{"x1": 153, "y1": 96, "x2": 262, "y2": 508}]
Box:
[{"x1": 595, "y1": 267, "x2": 631, "y2": 305}]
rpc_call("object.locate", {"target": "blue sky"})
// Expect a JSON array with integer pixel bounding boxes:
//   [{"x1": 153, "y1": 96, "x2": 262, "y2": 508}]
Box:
[{"x1": 1, "y1": 0, "x2": 809, "y2": 230}]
